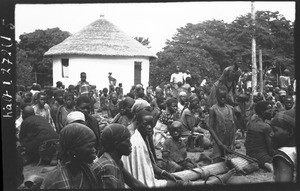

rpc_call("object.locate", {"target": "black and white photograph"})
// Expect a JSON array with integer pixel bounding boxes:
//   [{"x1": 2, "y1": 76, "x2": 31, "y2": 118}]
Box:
[{"x1": 1, "y1": 1, "x2": 298, "y2": 190}]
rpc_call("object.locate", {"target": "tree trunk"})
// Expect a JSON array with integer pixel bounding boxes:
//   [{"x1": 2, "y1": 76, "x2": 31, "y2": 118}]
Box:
[
  {"x1": 259, "y1": 49, "x2": 263, "y2": 93},
  {"x1": 251, "y1": 1, "x2": 257, "y2": 93}
]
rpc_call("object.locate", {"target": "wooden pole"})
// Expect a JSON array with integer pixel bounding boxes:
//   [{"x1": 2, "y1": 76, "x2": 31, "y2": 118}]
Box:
[
  {"x1": 251, "y1": 1, "x2": 257, "y2": 93},
  {"x1": 172, "y1": 161, "x2": 228, "y2": 181},
  {"x1": 259, "y1": 49, "x2": 263, "y2": 93},
  {"x1": 189, "y1": 169, "x2": 236, "y2": 186}
]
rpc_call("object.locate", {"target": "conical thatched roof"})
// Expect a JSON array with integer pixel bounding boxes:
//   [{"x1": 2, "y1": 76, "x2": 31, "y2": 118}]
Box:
[{"x1": 45, "y1": 17, "x2": 156, "y2": 58}]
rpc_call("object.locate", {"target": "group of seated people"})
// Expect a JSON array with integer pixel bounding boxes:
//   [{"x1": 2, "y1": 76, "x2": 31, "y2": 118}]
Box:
[{"x1": 16, "y1": 77, "x2": 296, "y2": 188}]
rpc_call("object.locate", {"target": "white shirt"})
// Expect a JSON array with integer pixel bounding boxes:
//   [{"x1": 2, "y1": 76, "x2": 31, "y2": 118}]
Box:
[
  {"x1": 200, "y1": 79, "x2": 207, "y2": 87},
  {"x1": 183, "y1": 73, "x2": 191, "y2": 80},
  {"x1": 170, "y1": 72, "x2": 184, "y2": 84}
]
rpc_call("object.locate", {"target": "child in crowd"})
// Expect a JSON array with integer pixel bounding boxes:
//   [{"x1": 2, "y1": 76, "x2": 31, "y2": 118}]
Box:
[
  {"x1": 208, "y1": 85, "x2": 236, "y2": 163},
  {"x1": 274, "y1": 90, "x2": 286, "y2": 112},
  {"x1": 153, "y1": 98, "x2": 180, "y2": 149},
  {"x1": 99, "y1": 88, "x2": 109, "y2": 114},
  {"x1": 107, "y1": 92, "x2": 120, "y2": 118},
  {"x1": 282, "y1": 95, "x2": 294, "y2": 111},
  {"x1": 55, "y1": 92, "x2": 76, "y2": 133},
  {"x1": 160, "y1": 121, "x2": 197, "y2": 172}
]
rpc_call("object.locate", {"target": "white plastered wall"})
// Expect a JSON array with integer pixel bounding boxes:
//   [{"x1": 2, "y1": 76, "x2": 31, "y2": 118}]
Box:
[{"x1": 52, "y1": 55, "x2": 150, "y2": 94}]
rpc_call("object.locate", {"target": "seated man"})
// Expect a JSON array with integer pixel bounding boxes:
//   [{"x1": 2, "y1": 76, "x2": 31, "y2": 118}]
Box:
[{"x1": 122, "y1": 109, "x2": 185, "y2": 188}]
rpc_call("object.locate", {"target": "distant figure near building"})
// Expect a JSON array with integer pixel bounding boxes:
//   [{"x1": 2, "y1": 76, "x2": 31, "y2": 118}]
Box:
[
  {"x1": 77, "y1": 72, "x2": 91, "y2": 97},
  {"x1": 108, "y1": 72, "x2": 117, "y2": 87}
]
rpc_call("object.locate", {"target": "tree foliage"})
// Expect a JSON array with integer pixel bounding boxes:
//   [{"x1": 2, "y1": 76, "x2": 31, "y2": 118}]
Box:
[
  {"x1": 134, "y1": 36, "x2": 151, "y2": 48},
  {"x1": 16, "y1": 28, "x2": 70, "y2": 87},
  {"x1": 150, "y1": 11, "x2": 294, "y2": 87}
]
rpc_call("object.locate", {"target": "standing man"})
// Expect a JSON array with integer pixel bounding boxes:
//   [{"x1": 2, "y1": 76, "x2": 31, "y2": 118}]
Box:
[
  {"x1": 170, "y1": 65, "x2": 185, "y2": 98},
  {"x1": 77, "y1": 72, "x2": 91, "y2": 97},
  {"x1": 279, "y1": 69, "x2": 291, "y2": 94}
]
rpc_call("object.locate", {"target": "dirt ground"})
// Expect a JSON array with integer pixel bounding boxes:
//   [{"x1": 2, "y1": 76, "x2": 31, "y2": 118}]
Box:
[{"x1": 21, "y1": 136, "x2": 273, "y2": 189}]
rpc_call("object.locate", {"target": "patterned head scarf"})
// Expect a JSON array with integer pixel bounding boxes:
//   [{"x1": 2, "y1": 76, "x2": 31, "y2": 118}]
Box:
[
  {"x1": 101, "y1": 123, "x2": 131, "y2": 152},
  {"x1": 59, "y1": 123, "x2": 96, "y2": 161},
  {"x1": 131, "y1": 100, "x2": 150, "y2": 115}
]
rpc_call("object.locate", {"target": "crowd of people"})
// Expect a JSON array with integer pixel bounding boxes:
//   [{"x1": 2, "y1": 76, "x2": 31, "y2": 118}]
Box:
[{"x1": 15, "y1": 65, "x2": 296, "y2": 188}]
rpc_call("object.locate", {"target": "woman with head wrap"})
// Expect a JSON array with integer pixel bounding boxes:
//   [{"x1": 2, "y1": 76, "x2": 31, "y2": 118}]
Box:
[
  {"x1": 41, "y1": 123, "x2": 99, "y2": 189},
  {"x1": 270, "y1": 109, "x2": 296, "y2": 182},
  {"x1": 111, "y1": 97, "x2": 135, "y2": 128},
  {"x1": 122, "y1": 109, "x2": 185, "y2": 188},
  {"x1": 177, "y1": 91, "x2": 187, "y2": 114},
  {"x1": 19, "y1": 106, "x2": 59, "y2": 165},
  {"x1": 92, "y1": 124, "x2": 146, "y2": 188}
]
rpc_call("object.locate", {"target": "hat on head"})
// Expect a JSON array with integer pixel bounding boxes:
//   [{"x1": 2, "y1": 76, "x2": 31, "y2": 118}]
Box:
[
  {"x1": 179, "y1": 91, "x2": 187, "y2": 97},
  {"x1": 66, "y1": 111, "x2": 85, "y2": 124}
]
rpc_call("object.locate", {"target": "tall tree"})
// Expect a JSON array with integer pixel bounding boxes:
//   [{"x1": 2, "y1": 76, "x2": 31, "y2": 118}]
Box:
[
  {"x1": 150, "y1": 11, "x2": 294, "y2": 87},
  {"x1": 17, "y1": 28, "x2": 70, "y2": 87},
  {"x1": 16, "y1": 47, "x2": 33, "y2": 86},
  {"x1": 227, "y1": 11, "x2": 294, "y2": 78}
]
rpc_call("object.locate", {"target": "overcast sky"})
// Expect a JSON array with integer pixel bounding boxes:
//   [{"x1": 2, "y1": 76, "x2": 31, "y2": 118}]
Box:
[{"x1": 15, "y1": 1, "x2": 295, "y2": 54}]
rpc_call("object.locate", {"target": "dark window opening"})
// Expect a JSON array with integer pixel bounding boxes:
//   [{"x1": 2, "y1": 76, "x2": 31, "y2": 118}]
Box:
[
  {"x1": 62, "y1": 58, "x2": 69, "y2": 78},
  {"x1": 134, "y1": 62, "x2": 142, "y2": 85}
]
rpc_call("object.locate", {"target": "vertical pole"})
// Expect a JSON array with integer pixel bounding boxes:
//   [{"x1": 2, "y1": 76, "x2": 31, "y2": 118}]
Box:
[
  {"x1": 259, "y1": 49, "x2": 263, "y2": 93},
  {"x1": 251, "y1": 1, "x2": 257, "y2": 93}
]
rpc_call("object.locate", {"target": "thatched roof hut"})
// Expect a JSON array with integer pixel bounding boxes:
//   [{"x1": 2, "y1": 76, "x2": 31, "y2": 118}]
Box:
[
  {"x1": 44, "y1": 16, "x2": 156, "y2": 94},
  {"x1": 45, "y1": 16, "x2": 156, "y2": 58}
]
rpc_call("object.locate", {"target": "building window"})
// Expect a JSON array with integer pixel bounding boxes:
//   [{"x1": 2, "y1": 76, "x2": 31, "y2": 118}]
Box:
[
  {"x1": 62, "y1": 59, "x2": 69, "y2": 78},
  {"x1": 134, "y1": 62, "x2": 142, "y2": 85}
]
